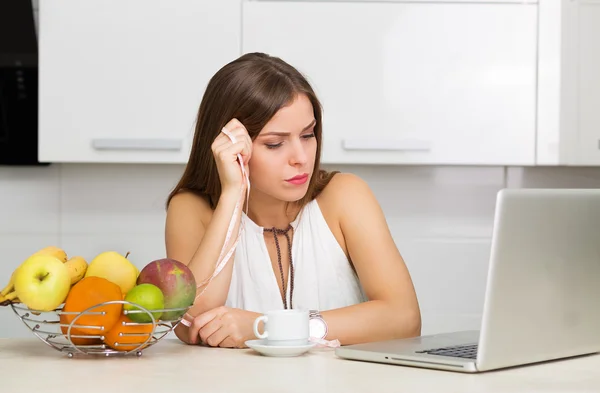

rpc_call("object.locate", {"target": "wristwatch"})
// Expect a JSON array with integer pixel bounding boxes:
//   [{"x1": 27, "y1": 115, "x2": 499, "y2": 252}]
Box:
[{"x1": 309, "y1": 310, "x2": 328, "y2": 340}]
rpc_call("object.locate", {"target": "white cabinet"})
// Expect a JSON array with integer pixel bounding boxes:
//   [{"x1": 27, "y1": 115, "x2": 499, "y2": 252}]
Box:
[
  {"x1": 38, "y1": 0, "x2": 241, "y2": 163},
  {"x1": 38, "y1": 0, "x2": 600, "y2": 166},
  {"x1": 242, "y1": 1, "x2": 538, "y2": 165},
  {"x1": 537, "y1": 0, "x2": 600, "y2": 166}
]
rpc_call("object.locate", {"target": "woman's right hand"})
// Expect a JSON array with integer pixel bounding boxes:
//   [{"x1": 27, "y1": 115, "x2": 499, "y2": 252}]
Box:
[{"x1": 211, "y1": 118, "x2": 252, "y2": 195}]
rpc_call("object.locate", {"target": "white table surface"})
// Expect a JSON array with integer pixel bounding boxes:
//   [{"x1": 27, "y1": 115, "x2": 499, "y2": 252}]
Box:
[{"x1": 1, "y1": 338, "x2": 599, "y2": 392}]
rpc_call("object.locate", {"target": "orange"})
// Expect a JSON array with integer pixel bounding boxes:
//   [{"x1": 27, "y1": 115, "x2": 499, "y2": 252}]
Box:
[
  {"x1": 61, "y1": 335, "x2": 103, "y2": 347},
  {"x1": 60, "y1": 276, "x2": 123, "y2": 342},
  {"x1": 103, "y1": 314, "x2": 154, "y2": 352}
]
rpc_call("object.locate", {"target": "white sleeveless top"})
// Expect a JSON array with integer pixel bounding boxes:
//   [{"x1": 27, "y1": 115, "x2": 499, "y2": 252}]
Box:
[{"x1": 225, "y1": 199, "x2": 367, "y2": 313}]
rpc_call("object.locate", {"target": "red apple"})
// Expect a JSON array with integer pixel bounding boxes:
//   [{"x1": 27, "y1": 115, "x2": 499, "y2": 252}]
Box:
[{"x1": 136, "y1": 258, "x2": 196, "y2": 321}]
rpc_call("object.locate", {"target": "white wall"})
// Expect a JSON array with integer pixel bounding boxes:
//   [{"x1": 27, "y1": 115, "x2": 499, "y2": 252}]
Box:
[{"x1": 2, "y1": 0, "x2": 600, "y2": 339}]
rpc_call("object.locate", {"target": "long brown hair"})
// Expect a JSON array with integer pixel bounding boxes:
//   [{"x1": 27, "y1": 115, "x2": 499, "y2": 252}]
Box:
[{"x1": 166, "y1": 52, "x2": 338, "y2": 211}]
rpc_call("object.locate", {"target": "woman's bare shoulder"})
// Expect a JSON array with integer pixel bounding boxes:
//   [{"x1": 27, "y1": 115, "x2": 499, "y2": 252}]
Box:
[
  {"x1": 165, "y1": 191, "x2": 214, "y2": 264},
  {"x1": 316, "y1": 172, "x2": 373, "y2": 211},
  {"x1": 167, "y1": 190, "x2": 214, "y2": 227},
  {"x1": 315, "y1": 172, "x2": 373, "y2": 259}
]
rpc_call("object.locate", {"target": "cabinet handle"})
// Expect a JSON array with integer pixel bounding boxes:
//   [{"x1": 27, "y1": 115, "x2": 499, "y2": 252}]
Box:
[
  {"x1": 91, "y1": 138, "x2": 182, "y2": 151},
  {"x1": 342, "y1": 139, "x2": 431, "y2": 152}
]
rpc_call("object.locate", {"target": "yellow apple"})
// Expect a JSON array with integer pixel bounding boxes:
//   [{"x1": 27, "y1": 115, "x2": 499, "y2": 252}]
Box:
[
  {"x1": 85, "y1": 251, "x2": 138, "y2": 294},
  {"x1": 14, "y1": 254, "x2": 71, "y2": 311}
]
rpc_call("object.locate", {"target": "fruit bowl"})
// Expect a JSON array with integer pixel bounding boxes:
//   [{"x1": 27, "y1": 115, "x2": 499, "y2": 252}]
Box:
[{"x1": 10, "y1": 300, "x2": 190, "y2": 358}]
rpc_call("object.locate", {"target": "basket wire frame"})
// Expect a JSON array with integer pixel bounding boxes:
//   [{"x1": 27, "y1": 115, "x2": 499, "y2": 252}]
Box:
[{"x1": 11, "y1": 299, "x2": 190, "y2": 357}]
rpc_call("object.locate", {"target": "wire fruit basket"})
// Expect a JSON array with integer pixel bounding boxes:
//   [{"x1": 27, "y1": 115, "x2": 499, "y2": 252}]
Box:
[{"x1": 10, "y1": 300, "x2": 190, "y2": 358}]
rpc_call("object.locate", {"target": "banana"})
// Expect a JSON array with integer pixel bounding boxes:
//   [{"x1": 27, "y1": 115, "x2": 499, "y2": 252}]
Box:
[
  {"x1": 33, "y1": 246, "x2": 68, "y2": 263},
  {"x1": 4, "y1": 292, "x2": 17, "y2": 301},
  {"x1": 0, "y1": 291, "x2": 18, "y2": 306},
  {"x1": 0, "y1": 269, "x2": 17, "y2": 297},
  {"x1": 65, "y1": 256, "x2": 88, "y2": 285}
]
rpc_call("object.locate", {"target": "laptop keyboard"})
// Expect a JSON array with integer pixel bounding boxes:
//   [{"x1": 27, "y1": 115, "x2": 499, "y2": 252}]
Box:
[{"x1": 416, "y1": 343, "x2": 478, "y2": 359}]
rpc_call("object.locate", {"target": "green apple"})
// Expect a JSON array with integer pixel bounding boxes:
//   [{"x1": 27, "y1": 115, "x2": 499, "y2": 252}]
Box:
[
  {"x1": 14, "y1": 254, "x2": 71, "y2": 311},
  {"x1": 124, "y1": 283, "x2": 165, "y2": 323}
]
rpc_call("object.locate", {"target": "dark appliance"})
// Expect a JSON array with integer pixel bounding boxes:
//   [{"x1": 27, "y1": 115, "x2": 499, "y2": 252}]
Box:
[{"x1": 0, "y1": 1, "x2": 48, "y2": 166}]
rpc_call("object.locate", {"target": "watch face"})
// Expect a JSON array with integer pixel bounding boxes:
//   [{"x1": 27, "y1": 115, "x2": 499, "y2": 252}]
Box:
[{"x1": 309, "y1": 318, "x2": 327, "y2": 339}]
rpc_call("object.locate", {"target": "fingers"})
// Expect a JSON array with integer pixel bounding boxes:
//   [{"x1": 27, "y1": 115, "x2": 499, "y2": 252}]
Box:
[
  {"x1": 198, "y1": 316, "x2": 223, "y2": 344},
  {"x1": 213, "y1": 139, "x2": 252, "y2": 168},
  {"x1": 223, "y1": 118, "x2": 245, "y2": 136},
  {"x1": 214, "y1": 120, "x2": 253, "y2": 161},
  {"x1": 216, "y1": 127, "x2": 252, "y2": 157},
  {"x1": 216, "y1": 141, "x2": 250, "y2": 165},
  {"x1": 189, "y1": 307, "x2": 228, "y2": 344},
  {"x1": 188, "y1": 307, "x2": 250, "y2": 348},
  {"x1": 204, "y1": 325, "x2": 244, "y2": 348},
  {"x1": 214, "y1": 131, "x2": 248, "y2": 154},
  {"x1": 204, "y1": 325, "x2": 230, "y2": 347},
  {"x1": 188, "y1": 308, "x2": 218, "y2": 344},
  {"x1": 216, "y1": 336, "x2": 241, "y2": 349},
  {"x1": 188, "y1": 315, "x2": 210, "y2": 345}
]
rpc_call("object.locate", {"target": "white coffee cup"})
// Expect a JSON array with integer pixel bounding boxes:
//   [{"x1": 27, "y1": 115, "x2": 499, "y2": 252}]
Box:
[{"x1": 253, "y1": 309, "x2": 309, "y2": 346}]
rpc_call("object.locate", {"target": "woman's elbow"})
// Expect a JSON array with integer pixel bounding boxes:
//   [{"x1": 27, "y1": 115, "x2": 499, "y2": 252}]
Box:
[
  {"x1": 406, "y1": 308, "x2": 422, "y2": 337},
  {"x1": 394, "y1": 304, "x2": 422, "y2": 339}
]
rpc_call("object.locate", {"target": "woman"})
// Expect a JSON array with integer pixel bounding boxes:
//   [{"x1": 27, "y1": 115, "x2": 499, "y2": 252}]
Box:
[{"x1": 165, "y1": 52, "x2": 421, "y2": 348}]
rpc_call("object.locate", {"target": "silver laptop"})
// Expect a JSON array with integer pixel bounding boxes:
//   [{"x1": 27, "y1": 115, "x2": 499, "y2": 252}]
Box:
[{"x1": 336, "y1": 188, "x2": 600, "y2": 373}]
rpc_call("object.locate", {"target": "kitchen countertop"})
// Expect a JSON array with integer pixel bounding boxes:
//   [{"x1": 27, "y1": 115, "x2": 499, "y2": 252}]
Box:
[{"x1": 1, "y1": 338, "x2": 599, "y2": 392}]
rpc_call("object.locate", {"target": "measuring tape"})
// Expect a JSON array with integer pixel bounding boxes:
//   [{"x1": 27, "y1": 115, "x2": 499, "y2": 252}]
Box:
[{"x1": 180, "y1": 127, "x2": 250, "y2": 327}]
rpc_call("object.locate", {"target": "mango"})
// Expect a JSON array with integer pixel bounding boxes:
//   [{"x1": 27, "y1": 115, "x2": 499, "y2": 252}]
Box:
[{"x1": 136, "y1": 258, "x2": 196, "y2": 321}]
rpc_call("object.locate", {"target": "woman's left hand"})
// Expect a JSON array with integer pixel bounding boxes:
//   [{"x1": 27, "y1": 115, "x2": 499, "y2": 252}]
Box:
[{"x1": 188, "y1": 306, "x2": 262, "y2": 348}]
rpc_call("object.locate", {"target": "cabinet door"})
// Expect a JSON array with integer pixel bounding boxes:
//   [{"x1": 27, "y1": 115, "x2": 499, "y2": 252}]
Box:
[
  {"x1": 242, "y1": 1, "x2": 537, "y2": 165},
  {"x1": 574, "y1": 4, "x2": 600, "y2": 165},
  {"x1": 39, "y1": 0, "x2": 240, "y2": 163}
]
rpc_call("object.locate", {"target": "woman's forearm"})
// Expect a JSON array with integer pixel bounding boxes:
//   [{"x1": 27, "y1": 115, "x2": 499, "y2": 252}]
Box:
[
  {"x1": 185, "y1": 188, "x2": 244, "y2": 317},
  {"x1": 321, "y1": 300, "x2": 421, "y2": 346}
]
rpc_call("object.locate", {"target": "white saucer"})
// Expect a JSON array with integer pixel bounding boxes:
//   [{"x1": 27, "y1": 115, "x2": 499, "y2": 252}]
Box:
[{"x1": 245, "y1": 339, "x2": 316, "y2": 357}]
